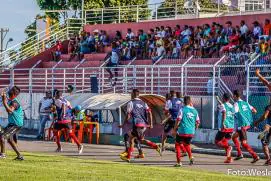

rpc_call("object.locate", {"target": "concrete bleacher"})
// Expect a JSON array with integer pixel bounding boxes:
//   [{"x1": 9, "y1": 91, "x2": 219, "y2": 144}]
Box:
[{"x1": 4, "y1": 12, "x2": 269, "y2": 93}]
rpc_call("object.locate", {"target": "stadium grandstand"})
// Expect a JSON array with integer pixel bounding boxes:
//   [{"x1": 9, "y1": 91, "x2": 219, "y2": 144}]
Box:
[{"x1": 1, "y1": 6, "x2": 271, "y2": 123}]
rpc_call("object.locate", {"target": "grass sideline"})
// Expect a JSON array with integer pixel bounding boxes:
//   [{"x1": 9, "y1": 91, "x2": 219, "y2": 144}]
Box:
[{"x1": 0, "y1": 152, "x2": 269, "y2": 181}]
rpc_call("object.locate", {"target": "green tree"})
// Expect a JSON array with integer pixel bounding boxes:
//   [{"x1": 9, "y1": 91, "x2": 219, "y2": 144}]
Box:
[
  {"x1": 157, "y1": 0, "x2": 229, "y2": 19},
  {"x1": 84, "y1": 0, "x2": 149, "y2": 24},
  {"x1": 8, "y1": 50, "x2": 17, "y2": 63},
  {"x1": 36, "y1": 0, "x2": 149, "y2": 24}
]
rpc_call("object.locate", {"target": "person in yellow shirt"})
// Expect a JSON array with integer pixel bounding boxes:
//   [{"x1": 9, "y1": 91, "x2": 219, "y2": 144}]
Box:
[{"x1": 73, "y1": 105, "x2": 86, "y2": 122}]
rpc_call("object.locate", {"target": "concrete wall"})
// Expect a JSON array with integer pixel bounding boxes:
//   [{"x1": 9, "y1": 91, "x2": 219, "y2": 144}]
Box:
[{"x1": 84, "y1": 13, "x2": 271, "y2": 38}]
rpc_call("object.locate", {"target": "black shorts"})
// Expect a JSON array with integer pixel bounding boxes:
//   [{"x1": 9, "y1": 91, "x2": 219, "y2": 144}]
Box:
[
  {"x1": 164, "y1": 119, "x2": 175, "y2": 134},
  {"x1": 215, "y1": 131, "x2": 232, "y2": 141},
  {"x1": 0, "y1": 124, "x2": 21, "y2": 140},
  {"x1": 131, "y1": 126, "x2": 146, "y2": 140},
  {"x1": 175, "y1": 134, "x2": 193, "y2": 145},
  {"x1": 237, "y1": 129, "x2": 247, "y2": 141},
  {"x1": 106, "y1": 62, "x2": 118, "y2": 68},
  {"x1": 54, "y1": 122, "x2": 72, "y2": 130},
  {"x1": 261, "y1": 129, "x2": 271, "y2": 146}
]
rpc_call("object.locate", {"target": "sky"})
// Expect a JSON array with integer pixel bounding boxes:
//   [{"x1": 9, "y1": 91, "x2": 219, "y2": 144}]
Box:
[
  {"x1": 0, "y1": 0, "x2": 162, "y2": 49},
  {"x1": 0, "y1": 0, "x2": 41, "y2": 48}
]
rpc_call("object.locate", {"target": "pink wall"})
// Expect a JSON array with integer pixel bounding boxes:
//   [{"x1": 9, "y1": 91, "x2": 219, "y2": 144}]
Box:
[
  {"x1": 84, "y1": 13, "x2": 271, "y2": 37},
  {"x1": 15, "y1": 40, "x2": 69, "y2": 69}
]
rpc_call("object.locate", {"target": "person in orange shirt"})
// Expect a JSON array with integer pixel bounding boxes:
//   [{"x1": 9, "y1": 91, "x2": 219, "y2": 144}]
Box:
[{"x1": 263, "y1": 19, "x2": 271, "y2": 36}]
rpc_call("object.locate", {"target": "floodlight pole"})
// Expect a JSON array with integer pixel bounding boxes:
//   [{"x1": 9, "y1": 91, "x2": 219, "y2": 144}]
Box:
[
  {"x1": 81, "y1": 0, "x2": 85, "y2": 25},
  {"x1": 218, "y1": 0, "x2": 220, "y2": 14},
  {"x1": 0, "y1": 28, "x2": 9, "y2": 53}
]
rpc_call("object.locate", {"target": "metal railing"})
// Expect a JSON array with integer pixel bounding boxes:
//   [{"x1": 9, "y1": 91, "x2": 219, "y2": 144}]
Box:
[
  {"x1": 1, "y1": 54, "x2": 271, "y2": 130},
  {"x1": 2, "y1": 1, "x2": 271, "y2": 69},
  {"x1": 0, "y1": 18, "x2": 83, "y2": 69}
]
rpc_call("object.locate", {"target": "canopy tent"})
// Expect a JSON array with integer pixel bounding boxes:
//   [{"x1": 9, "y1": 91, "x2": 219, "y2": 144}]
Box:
[{"x1": 65, "y1": 93, "x2": 166, "y2": 136}]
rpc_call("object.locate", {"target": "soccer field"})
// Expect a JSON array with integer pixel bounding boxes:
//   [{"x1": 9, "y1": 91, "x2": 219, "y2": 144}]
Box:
[{"x1": 0, "y1": 151, "x2": 269, "y2": 181}]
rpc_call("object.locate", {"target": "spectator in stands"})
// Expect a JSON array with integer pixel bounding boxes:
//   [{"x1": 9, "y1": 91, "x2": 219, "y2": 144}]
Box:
[
  {"x1": 52, "y1": 40, "x2": 62, "y2": 61},
  {"x1": 126, "y1": 28, "x2": 135, "y2": 40},
  {"x1": 165, "y1": 26, "x2": 172, "y2": 38},
  {"x1": 147, "y1": 34, "x2": 155, "y2": 58},
  {"x1": 115, "y1": 31, "x2": 122, "y2": 41},
  {"x1": 152, "y1": 42, "x2": 165, "y2": 63},
  {"x1": 180, "y1": 25, "x2": 191, "y2": 46},
  {"x1": 155, "y1": 34, "x2": 164, "y2": 47},
  {"x1": 225, "y1": 21, "x2": 233, "y2": 36},
  {"x1": 78, "y1": 35, "x2": 90, "y2": 61},
  {"x1": 203, "y1": 32, "x2": 217, "y2": 58},
  {"x1": 160, "y1": 26, "x2": 166, "y2": 38},
  {"x1": 263, "y1": 19, "x2": 271, "y2": 37},
  {"x1": 195, "y1": 26, "x2": 203, "y2": 40},
  {"x1": 98, "y1": 30, "x2": 110, "y2": 52},
  {"x1": 171, "y1": 41, "x2": 180, "y2": 59},
  {"x1": 68, "y1": 34, "x2": 76, "y2": 54},
  {"x1": 240, "y1": 20, "x2": 249, "y2": 36},
  {"x1": 252, "y1": 21, "x2": 262, "y2": 39},
  {"x1": 148, "y1": 28, "x2": 155, "y2": 40},
  {"x1": 192, "y1": 39, "x2": 200, "y2": 57},
  {"x1": 87, "y1": 31, "x2": 96, "y2": 53},
  {"x1": 155, "y1": 27, "x2": 161, "y2": 37},
  {"x1": 121, "y1": 42, "x2": 131, "y2": 60},
  {"x1": 164, "y1": 36, "x2": 172, "y2": 57},
  {"x1": 211, "y1": 22, "x2": 217, "y2": 33},
  {"x1": 221, "y1": 29, "x2": 239, "y2": 53},
  {"x1": 37, "y1": 91, "x2": 53, "y2": 140},
  {"x1": 106, "y1": 42, "x2": 121, "y2": 86},
  {"x1": 203, "y1": 24, "x2": 211, "y2": 37},
  {"x1": 138, "y1": 29, "x2": 148, "y2": 58},
  {"x1": 130, "y1": 36, "x2": 138, "y2": 58},
  {"x1": 174, "y1": 25, "x2": 181, "y2": 38},
  {"x1": 240, "y1": 20, "x2": 249, "y2": 45},
  {"x1": 181, "y1": 37, "x2": 191, "y2": 58}
]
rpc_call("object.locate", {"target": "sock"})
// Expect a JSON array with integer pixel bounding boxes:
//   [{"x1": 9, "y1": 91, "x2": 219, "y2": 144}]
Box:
[
  {"x1": 144, "y1": 140, "x2": 158, "y2": 149},
  {"x1": 180, "y1": 144, "x2": 187, "y2": 153},
  {"x1": 54, "y1": 131, "x2": 61, "y2": 148},
  {"x1": 184, "y1": 144, "x2": 192, "y2": 159},
  {"x1": 135, "y1": 140, "x2": 143, "y2": 155},
  {"x1": 233, "y1": 137, "x2": 242, "y2": 156},
  {"x1": 215, "y1": 138, "x2": 229, "y2": 150},
  {"x1": 241, "y1": 141, "x2": 257, "y2": 158},
  {"x1": 124, "y1": 133, "x2": 129, "y2": 152},
  {"x1": 127, "y1": 147, "x2": 134, "y2": 159},
  {"x1": 68, "y1": 132, "x2": 80, "y2": 147},
  {"x1": 175, "y1": 142, "x2": 181, "y2": 163}
]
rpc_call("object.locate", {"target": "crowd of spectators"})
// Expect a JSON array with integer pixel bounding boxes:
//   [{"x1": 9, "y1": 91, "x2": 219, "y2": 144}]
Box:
[{"x1": 63, "y1": 19, "x2": 271, "y2": 65}]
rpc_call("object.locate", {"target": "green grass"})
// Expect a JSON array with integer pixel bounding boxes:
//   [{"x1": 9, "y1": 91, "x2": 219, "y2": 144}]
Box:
[{"x1": 0, "y1": 152, "x2": 269, "y2": 181}]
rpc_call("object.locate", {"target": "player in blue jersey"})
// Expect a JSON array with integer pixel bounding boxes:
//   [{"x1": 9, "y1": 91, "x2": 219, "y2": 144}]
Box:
[
  {"x1": 119, "y1": 89, "x2": 161, "y2": 162},
  {"x1": 161, "y1": 91, "x2": 183, "y2": 153}
]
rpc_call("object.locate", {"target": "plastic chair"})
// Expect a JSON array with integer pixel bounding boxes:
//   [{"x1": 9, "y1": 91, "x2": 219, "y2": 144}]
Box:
[{"x1": 72, "y1": 117, "x2": 100, "y2": 144}]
